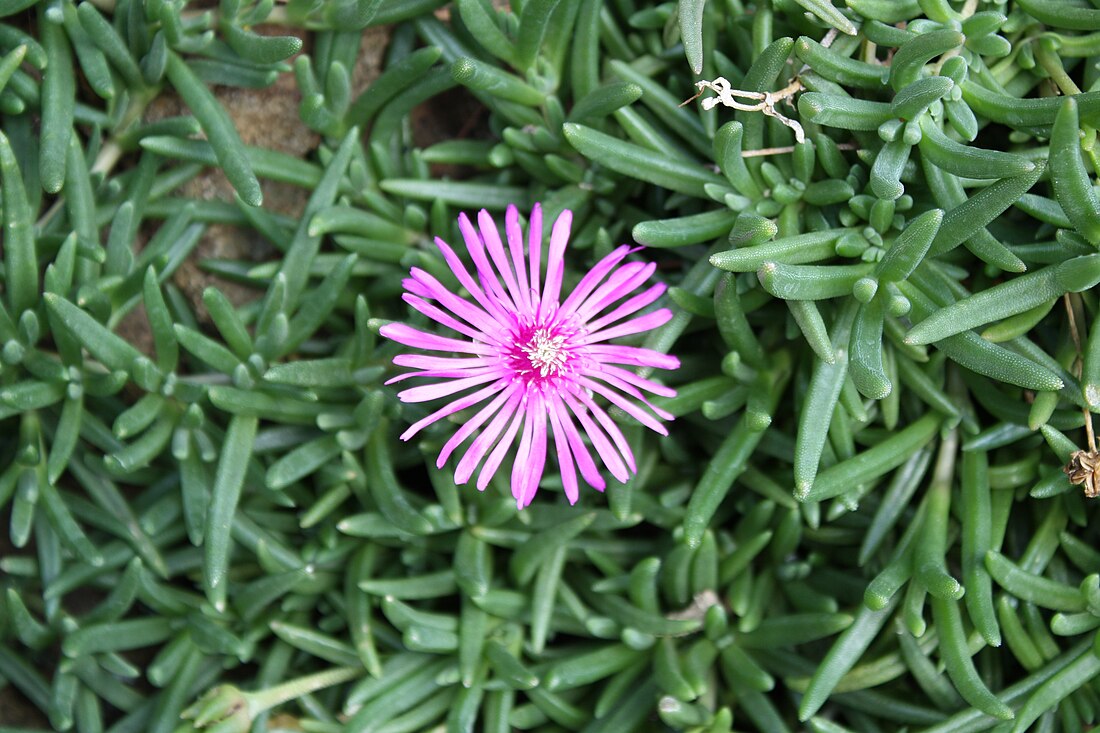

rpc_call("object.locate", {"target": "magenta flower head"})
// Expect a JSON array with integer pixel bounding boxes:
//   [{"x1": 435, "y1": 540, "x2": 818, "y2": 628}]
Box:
[{"x1": 379, "y1": 204, "x2": 680, "y2": 508}]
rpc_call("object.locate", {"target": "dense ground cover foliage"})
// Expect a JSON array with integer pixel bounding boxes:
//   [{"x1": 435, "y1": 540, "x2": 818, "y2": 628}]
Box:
[{"x1": 4, "y1": 0, "x2": 1100, "y2": 731}]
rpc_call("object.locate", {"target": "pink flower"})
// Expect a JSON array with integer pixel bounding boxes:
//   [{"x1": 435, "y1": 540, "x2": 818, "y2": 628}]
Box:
[{"x1": 380, "y1": 204, "x2": 679, "y2": 508}]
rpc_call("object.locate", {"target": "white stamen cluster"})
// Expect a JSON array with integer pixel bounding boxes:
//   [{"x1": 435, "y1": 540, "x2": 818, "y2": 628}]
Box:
[{"x1": 521, "y1": 330, "x2": 569, "y2": 378}]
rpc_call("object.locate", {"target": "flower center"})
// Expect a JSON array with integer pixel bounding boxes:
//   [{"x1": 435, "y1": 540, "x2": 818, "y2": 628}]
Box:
[{"x1": 520, "y1": 329, "x2": 568, "y2": 378}]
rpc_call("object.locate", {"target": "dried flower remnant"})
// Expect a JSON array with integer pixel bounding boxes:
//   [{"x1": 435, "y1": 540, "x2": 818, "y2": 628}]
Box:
[
  {"x1": 1064, "y1": 449, "x2": 1100, "y2": 498},
  {"x1": 690, "y1": 76, "x2": 806, "y2": 143},
  {"x1": 381, "y1": 204, "x2": 679, "y2": 508}
]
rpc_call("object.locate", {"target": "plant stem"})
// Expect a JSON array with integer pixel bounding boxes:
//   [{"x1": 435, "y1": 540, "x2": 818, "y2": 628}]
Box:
[{"x1": 246, "y1": 666, "x2": 363, "y2": 715}]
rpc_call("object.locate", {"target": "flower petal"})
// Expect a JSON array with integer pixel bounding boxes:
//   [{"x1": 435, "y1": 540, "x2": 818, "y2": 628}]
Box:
[
  {"x1": 563, "y1": 393, "x2": 630, "y2": 483},
  {"x1": 573, "y1": 261, "x2": 652, "y2": 320},
  {"x1": 539, "y1": 209, "x2": 572, "y2": 313},
  {"x1": 505, "y1": 205, "x2": 533, "y2": 313},
  {"x1": 433, "y1": 236, "x2": 512, "y2": 323},
  {"x1": 480, "y1": 209, "x2": 530, "y2": 318},
  {"x1": 437, "y1": 385, "x2": 519, "y2": 466},
  {"x1": 403, "y1": 278, "x2": 434, "y2": 299},
  {"x1": 396, "y1": 371, "x2": 504, "y2": 403},
  {"x1": 393, "y1": 354, "x2": 493, "y2": 371},
  {"x1": 528, "y1": 204, "x2": 543, "y2": 307},
  {"x1": 400, "y1": 381, "x2": 506, "y2": 442},
  {"x1": 580, "y1": 308, "x2": 674, "y2": 345},
  {"x1": 455, "y1": 390, "x2": 522, "y2": 484},
  {"x1": 585, "y1": 344, "x2": 681, "y2": 370},
  {"x1": 380, "y1": 323, "x2": 493, "y2": 355},
  {"x1": 507, "y1": 403, "x2": 535, "y2": 504},
  {"x1": 476, "y1": 406, "x2": 526, "y2": 491},
  {"x1": 577, "y1": 375, "x2": 669, "y2": 435},
  {"x1": 569, "y1": 388, "x2": 638, "y2": 475},
  {"x1": 409, "y1": 268, "x2": 504, "y2": 338},
  {"x1": 558, "y1": 245, "x2": 636, "y2": 315},
  {"x1": 387, "y1": 364, "x2": 502, "y2": 385},
  {"x1": 585, "y1": 284, "x2": 668, "y2": 332},
  {"x1": 402, "y1": 294, "x2": 488, "y2": 343},
  {"x1": 551, "y1": 397, "x2": 606, "y2": 490},
  {"x1": 512, "y1": 393, "x2": 547, "y2": 508},
  {"x1": 547, "y1": 395, "x2": 583, "y2": 501},
  {"x1": 460, "y1": 212, "x2": 517, "y2": 312},
  {"x1": 595, "y1": 363, "x2": 678, "y2": 399}
]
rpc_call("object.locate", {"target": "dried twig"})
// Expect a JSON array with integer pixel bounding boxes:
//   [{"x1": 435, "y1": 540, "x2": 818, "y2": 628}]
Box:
[
  {"x1": 1062, "y1": 293, "x2": 1099, "y2": 496},
  {"x1": 690, "y1": 76, "x2": 806, "y2": 143}
]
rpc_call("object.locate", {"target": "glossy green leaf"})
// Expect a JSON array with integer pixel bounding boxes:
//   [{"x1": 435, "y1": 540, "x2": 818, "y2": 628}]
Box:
[
  {"x1": 564, "y1": 122, "x2": 725, "y2": 198},
  {"x1": 165, "y1": 52, "x2": 262, "y2": 207}
]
